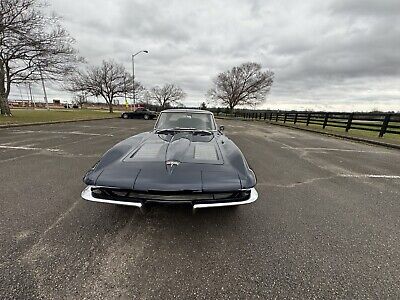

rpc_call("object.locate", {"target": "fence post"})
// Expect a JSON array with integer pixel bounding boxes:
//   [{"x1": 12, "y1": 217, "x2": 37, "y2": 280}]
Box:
[
  {"x1": 346, "y1": 113, "x2": 353, "y2": 132},
  {"x1": 269, "y1": 112, "x2": 273, "y2": 121},
  {"x1": 259, "y1": 113, "x2": 262, "y2": 120},
  {"x1": 306, "y1": 112, "x2": 311, "y2": 126},
  {"x1": 323, "y1": 113, "x2": 329, "y2": 129},
  {"x1": 276, "y1": 112, "x2": 279, "y2": 122},
  {"x1": 264, "y1": 112, "x2": 267, "y2": 120},
  {"x1": 294, "y1": 113, "x2": 298, "y2": 124},
  {"x1": 379, "y1": 114, "x2": 391, "y2": 137},
  {"x1": 284, "y1": 113, "x2": 287, "y2": 123}
]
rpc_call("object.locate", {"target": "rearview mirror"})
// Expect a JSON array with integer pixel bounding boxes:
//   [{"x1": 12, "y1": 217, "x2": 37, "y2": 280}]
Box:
[{"x1": 219, "y1": 125, "x2": 225, "y2": 131}]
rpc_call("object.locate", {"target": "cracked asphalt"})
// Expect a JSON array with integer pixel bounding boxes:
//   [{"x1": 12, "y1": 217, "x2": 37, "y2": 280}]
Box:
[{"x1": 0, "y1": 118, "x2": 399, "y2": 299}]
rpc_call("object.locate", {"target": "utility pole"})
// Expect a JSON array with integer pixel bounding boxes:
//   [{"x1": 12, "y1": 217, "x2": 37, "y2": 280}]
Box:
[
  {"x1": 39, "y1": 68, "x2": 49, "y2": 110},
  {"x1": 28, "y1": 83, "x2": 36, "y2": 109},
  {"x1": 124, "y1": 77, "x2": 128, "y2": 110}
]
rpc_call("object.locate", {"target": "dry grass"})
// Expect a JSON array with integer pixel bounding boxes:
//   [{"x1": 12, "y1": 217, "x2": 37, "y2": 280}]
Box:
[{"x1": 0, "y1": 109, "x2": 119, "y2": 125}]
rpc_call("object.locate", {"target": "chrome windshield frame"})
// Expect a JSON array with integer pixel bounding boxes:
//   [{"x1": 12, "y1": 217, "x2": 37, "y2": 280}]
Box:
[{"x1": 154, "y1": 111, "x2": 218, "y2": 132}]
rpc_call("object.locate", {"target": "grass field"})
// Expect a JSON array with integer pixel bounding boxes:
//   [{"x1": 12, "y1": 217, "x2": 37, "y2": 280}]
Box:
[
  {"x1": 271, "y1": 121, "x2": 400, "y2": 145},
  {"x1": 222, "y1": 116, "x2": 400, "y2": 146},
  {"x1": 0, "y1": 109, "x2": 120, "y2": 125}
]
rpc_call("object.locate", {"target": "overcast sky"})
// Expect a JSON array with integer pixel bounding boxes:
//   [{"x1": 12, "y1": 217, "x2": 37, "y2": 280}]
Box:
[{"x1": 14, "y1": 0, "x2": 400, "y2": 111}]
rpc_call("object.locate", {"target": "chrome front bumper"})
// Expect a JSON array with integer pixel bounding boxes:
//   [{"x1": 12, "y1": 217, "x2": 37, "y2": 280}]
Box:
[{"x1": 81, "y1": 186, "x2": 258, "y2": 209}]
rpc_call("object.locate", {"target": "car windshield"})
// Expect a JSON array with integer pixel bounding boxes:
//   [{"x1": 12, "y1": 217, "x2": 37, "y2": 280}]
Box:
[{"x1": 155, "y1": 112, "x2": 216, "y2": 130}]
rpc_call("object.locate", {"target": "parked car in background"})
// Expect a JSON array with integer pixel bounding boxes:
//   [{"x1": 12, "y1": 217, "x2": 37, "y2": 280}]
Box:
[
  {"x1": 121, "y1": 108, "x2": 157, "y2": 120},
  {"x1": 63, "y1": 103, "x2": 79, "y2": 109}
]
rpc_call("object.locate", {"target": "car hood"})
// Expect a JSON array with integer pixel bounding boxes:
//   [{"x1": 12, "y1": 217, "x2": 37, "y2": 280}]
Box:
[
  {"x1": 124, "y1": 131, "x2": 223, "y2": 165},
  {"x1": 92, "y1": 131, "x2": 245, "y2": 192}
]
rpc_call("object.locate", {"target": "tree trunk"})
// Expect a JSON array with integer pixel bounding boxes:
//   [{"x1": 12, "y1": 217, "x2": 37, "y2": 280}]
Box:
[
  {"x1": 0, "y1": 60, "x2": 12, "y2": 116},
  {"x1": 108, "y1": 102, "x2": 113, "y2": 113}
]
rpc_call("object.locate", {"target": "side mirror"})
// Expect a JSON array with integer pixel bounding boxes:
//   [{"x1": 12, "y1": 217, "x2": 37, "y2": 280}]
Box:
[{"x1": 219, "y1": 125, "x2": 225, "y2": 132}]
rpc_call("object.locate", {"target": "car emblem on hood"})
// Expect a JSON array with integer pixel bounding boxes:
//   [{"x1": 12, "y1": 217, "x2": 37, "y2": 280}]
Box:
[
  {"x1": 166, "y1": 160, "x2": 180, "y2": 174},
  {"x1": 166, "y1": 160, "x2": 180, "y2": 167}
]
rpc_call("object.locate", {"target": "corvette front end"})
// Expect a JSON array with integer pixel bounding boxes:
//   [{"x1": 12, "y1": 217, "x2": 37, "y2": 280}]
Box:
[
  {"x1": 81, "y1": 109, "x2": 258, "y2": 210},
  {"x1": 81, "y1": 185, "x2": 258, "y2": 208}
]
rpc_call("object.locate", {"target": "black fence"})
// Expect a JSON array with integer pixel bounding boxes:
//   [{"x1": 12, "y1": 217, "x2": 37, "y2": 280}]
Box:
[{"x1": 234, "y1": 111, "x2": 400, "y2": 138}]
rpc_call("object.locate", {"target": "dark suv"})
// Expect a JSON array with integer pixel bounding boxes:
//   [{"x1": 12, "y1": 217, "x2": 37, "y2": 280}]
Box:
[{"x1": 121, "y1": 108, "x2": 157, "y2": 120}]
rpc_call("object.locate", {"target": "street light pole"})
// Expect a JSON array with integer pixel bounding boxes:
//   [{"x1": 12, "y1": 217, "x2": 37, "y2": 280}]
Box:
[
  {"x1": 132, "y1": 50, "x2": 148, "y2": 110},
  {"x1": 131, "y1": 56, "x2": 135, "y2": 111}
]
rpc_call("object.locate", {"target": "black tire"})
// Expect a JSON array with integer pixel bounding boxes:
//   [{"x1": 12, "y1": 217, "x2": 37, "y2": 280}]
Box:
[
  {"x1": 122, "y1": 113, "x2": 129, "y2": 119},
  {"x1": 143, "y1": 114, "x2": 149, "y2": 120}
]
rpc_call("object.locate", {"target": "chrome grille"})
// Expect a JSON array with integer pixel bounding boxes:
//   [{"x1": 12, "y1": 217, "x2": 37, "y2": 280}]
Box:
[{"x1": 91, "y1": 187, "x2": 250, "y2": 203}]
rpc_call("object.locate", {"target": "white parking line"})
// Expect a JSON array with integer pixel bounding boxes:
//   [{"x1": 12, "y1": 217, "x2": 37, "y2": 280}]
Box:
[
  {"x1": 340, "y1": 174, "x2": 400, "y2": 179},
  {"x1": 258, "y1": 173, "x2": 400, "y2": 188},
  {"x1": 80, "y1": 125, "x2": 121, "y2": 129},
  {"x1": 11, "y1": 129, "x2": 113, "y2": 137},
  {"x1": 280, "y1": 146, "x2": 391, "y2": 154},
  {"x1": 0, "y1": 145, "x2": 60, "y2": 152}
]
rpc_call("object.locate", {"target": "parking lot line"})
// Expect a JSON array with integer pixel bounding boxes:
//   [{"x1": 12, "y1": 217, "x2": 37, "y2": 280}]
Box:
[
  {"x1": 0, "y1": 145, "x2": 60, "y2": 152},
  {"x1": 10, "y1": 129, "x2": 114, "y2": 137}
]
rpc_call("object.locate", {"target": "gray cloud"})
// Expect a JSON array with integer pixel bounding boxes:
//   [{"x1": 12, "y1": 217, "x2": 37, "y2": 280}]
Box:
[
  {"x1": 331, "y1": 0, "x2": 400, "y2": 16},
  {"x1": 20, "y1": 0, "x2": 399, "y2": 111}
]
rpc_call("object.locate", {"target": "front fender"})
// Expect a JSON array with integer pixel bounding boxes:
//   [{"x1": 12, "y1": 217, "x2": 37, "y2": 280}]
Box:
[
  {"x1": 218, "y1": 137, "x2": 257, "y2": 189},
  {"x1": 83, "y1": 132, "x2": 149, "y2": 185}
]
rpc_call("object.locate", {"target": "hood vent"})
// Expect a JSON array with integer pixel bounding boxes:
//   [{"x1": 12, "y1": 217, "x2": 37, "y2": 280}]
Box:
[
  {"x1": 130, "y1": 143, "x2": 166, "y2": 160},
  {"x1": 194, "y1": 143, "x2": 218, "y2": 161},
  {"x1": 123, "y1": 138, "x2": 223, "y2": 165}
]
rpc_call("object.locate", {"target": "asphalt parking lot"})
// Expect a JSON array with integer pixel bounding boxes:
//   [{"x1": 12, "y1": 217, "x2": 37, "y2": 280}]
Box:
[{"x1": 1, "y1": 118, "x2": 399, "y2": 299}]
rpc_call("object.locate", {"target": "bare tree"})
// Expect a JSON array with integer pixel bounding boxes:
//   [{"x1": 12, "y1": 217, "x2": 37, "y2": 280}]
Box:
[
  {"x1": 149, "y1": 83, "x2": 186, "y2": 109},
  {"x1": 0, "y1": 0, "x2": 81, "y2": 116},
  {"x1": 66, "y1": 60, "x2": 142, "y2": 113},
  {"x1": 207, "y1": 62, "x2": 274, "y2": 111}
]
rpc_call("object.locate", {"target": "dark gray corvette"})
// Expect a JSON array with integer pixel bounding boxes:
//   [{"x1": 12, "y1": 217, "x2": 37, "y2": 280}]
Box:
[{"x1": 81, "y1": 109, "x2": 258, "y2": 209}]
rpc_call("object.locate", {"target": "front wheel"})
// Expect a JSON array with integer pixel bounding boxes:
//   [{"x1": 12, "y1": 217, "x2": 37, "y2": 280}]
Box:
[
  {"x1": 143, "y1": 114, "x2": 149, "y2": 120},
  {"x1": 122, "y1": 113, "x2": 129, "y2": 119}
]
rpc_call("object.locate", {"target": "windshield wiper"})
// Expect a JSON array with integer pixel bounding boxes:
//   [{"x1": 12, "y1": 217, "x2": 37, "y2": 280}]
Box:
[
  {"x1": 155, "y1": 128, "x2": 176, "y2": 134},
  {"x1": 156, "y1": 127, "x2": 195, "y2": 133},
  {"x1": 156, "y1": 128, "x2": 212, "y2": 135},
  {"x1": 174, "y1": 127, "x2": 196, "y2": 131},
  {"x1": 192, "y1": 129, "x2": 212, "y2": 135}
]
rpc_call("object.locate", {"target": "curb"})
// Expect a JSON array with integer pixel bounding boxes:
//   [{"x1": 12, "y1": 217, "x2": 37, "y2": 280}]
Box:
[
  {"x1": 0, "y1": 116, "x2": 119, "y2": 129},
  {"x1": 218, "y1": 116, "x2": 400, "y2": 150}
]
